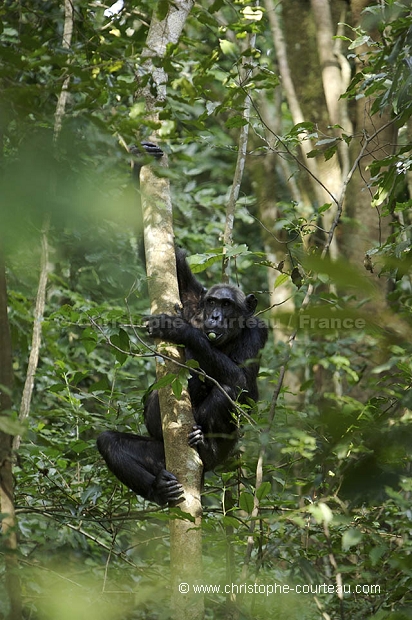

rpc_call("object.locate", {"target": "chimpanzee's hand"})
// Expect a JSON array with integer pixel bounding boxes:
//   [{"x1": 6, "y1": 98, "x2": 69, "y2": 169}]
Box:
[
  {"x1": 130, "y1": 142, "x2": 164, "y2": 180},
  {"x1": 130, "y1": 141, "x2": 164, "y2": 159},
  {"x1": 146, "y1": 313, "x2": 186, "y2": 342},
  {"x1": 140, "y1": 141, "x2": 164, "y2": 159},
  {"x1": 188, "y1": 425, "x2": 205, "y2": 448},
  {"x1": 174, "y1": 302, "x2": 183, "y2": 316}
]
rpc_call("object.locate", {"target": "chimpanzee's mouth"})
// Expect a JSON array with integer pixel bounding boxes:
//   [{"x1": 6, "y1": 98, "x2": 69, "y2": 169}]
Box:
[{"x1": 206, "y1": 331, "x2": 223, "y2": 342}]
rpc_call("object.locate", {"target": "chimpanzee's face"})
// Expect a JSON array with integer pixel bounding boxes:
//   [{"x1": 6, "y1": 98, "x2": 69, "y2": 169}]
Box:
[{"x1": 202, "y1": 285, "x2": 256, "y2": 347}]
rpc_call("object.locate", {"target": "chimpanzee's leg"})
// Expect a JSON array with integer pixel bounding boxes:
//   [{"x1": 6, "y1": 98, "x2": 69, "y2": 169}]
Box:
[
  {"x1": 188, "y1": 385, "x2": 238, "y2": 472},
  {"x1": 97, "y1": 431, "x2": 184, "y2": 505}
]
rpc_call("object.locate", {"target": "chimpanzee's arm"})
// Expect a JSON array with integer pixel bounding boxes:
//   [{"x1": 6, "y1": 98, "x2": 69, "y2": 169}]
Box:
[
  {"x1": 175, "y1": 248, "x2": 207, "y2": 324},
  {"x1": 175, "y1": 248, "x2": 205, "y2": 298},
  {"x1": 146, "y1": 315, "x2": 248, "y2": 389}
]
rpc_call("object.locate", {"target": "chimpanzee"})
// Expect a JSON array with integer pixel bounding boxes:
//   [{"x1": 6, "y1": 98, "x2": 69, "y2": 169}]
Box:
[
  {"x1": 97, "y1": 249, "x2": 268, "y2": 505},
  {"x1": 97, "y1": 145, "x2": 268, "y2": 505}
]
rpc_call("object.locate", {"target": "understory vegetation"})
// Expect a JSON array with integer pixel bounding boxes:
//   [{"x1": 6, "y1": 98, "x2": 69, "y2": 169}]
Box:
[{"x1": 0, "y1": 1, "x2": 411, "y2": 618}]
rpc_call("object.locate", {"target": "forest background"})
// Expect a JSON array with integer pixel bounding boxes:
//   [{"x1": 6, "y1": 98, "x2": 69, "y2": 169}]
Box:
[{"x1": 0, "y1": 1, "x2": 412, "y2": 619}]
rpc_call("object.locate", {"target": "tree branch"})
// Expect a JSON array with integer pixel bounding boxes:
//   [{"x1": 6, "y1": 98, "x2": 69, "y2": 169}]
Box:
[
  {"x1": 13, "y1": 219, "x2": 50, "y2": 451},
  {"x1": 222, "y1": 24, "x2": 257, "y2": 280}
]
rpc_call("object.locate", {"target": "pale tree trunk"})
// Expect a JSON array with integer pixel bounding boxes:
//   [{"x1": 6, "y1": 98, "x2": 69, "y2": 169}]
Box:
[
  {"x1": 140, "y1": 160, "x2": 203, "y2": 620},
  {"x1": 257, "y1": 0, "x2": 396, "y2": 402},
  {"x1": 262, "y1": 0, "x2": 394, "y2": 285},
  {"x1": 271, "y1": 0, "x2": 352, "y2": 259},
  {"x1": 222, "y1": 26, "x2": 257, "y2": 280},
  {"x1": 278, "y1": 0, "x2": 394, "y2": 291},
  {"x1": 264, "y1": 0, "x2": 325, "y2": 198},
  {"x1": 260, "y1": 0, "x2": 348, "y2": 358},
  {"x1": 137, "y1": 2, "x2": 204, "y2": 619},
  {"x1": 262, "y1": 0, "x2": 323, "y2": 342},
  {"x1": 256, "y1": 88, "x2": 308, "y2": 344},
  {"x1": 13, "y1": 222, "x2": 49, "y2": 452},
  {"x1": 310, "y1": 0, "x2": 352, "y2": 137},
  {"x1": 310, "y1": 0, "x2": 352, "y2": 206},
  {"x1": 343, "y1": 0, "x2": 396, "y2": 285},
  {"x1": 53, "y1": 0, "x2": 74, "y2": 141}
]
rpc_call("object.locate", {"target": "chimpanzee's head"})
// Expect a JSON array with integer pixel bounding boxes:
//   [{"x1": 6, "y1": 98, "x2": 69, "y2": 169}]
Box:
[{"x1": 201, "y1": 284, "x2": 257, "y2": 347}]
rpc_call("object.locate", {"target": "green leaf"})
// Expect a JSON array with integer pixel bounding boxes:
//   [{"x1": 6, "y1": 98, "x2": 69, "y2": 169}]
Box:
[
  {"x1": 156, "y1": 0, "x2": 169, "y2": 20},
  {"x1": 241, "y1": 6, "x2": 264, "y2": 21},
  {"x1": 342, "y1": 528, "x2": 363, "y2": 551},
  {"x1": 172, "y1": 378, "x2": 183, "y2": 399},
  {"x1": 0, "y1": 415, "x2": 25, "y2": 435},
  {"x1": 209, "y1": 0, "x2": 224, "y2": 12},
  {"x1": 70, "y1": 440, "x2": 90, "y2": 454},
  {"x1": 186, "y1": 359, "x2": 200, "y2": 369},
  {"x1": 348, "y1": 34, "x2": 372, "y2": 49},
  {"x1": 219, "y1": 39, "x2": 238, "y2": 56},
  {"x1": 222, "y1": 515, "x2": 240, "y2": 528},
  {"x1": 317, "y1": 203, "x2": 332, "y2": 214},
  {"x1": 308, "y1": 502, "x2": 333, "y2": 524},
  {"x1": 290, "y1": 121, "x2": 316, "y2": 135},
  {"x1": 151, "y1": 374, "x2": 176, "y2": 390},
  {"x1": 110, "y1": 328, "x2": 130, "y2": 364},
  {"x1": 369, "y1": 544, "x2": 387, "y2": 566},
  {"x1": 274, "y1": 273, "x2": 289, "y2": 289},
  {"x1": 239, "y1": 491, "x2": 255, "y2": 514},
  {"x1": 48, "y1": 383, "x2": 67, "y2": 393},
  {"x1": 117, "y1": 74, "x2": 134, "y2": 83},
  {"x1": 256, "y1": 481, "x2": 271, "y2": 501},
  {"x1": 225, "y1": 115, "x2": 248, "y2": 129},
  {"x1": 316, "y1": 137, "x2": 337, "y2": 146}
]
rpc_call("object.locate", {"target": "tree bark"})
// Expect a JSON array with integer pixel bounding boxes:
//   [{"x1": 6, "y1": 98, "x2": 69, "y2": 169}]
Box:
[
  {"x1": 141, "y1": 160, "x2": 203, "y2": 619},
  {"x1": 137, "y1": 2, "x2": 204, "y2": 618},
  {"x1": 343, "y1": 0, "x2": 395, "y2": 282},
  {"x1": 266, "y1": 0, "x2": 345, "y2": 258}
]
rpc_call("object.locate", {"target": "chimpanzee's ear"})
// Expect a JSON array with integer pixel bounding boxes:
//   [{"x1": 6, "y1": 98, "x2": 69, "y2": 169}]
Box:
[
  {"x1": 198, "y1": 287, "x2": 208, "y2": 307},
  {"x1": 245, "y1": 294, "x2": 257, "y2": 316}
]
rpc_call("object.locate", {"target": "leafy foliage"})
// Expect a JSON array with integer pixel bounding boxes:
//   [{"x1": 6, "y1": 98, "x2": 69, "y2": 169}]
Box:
[{"x1": 1, "y1": 1, "x2": 412, "y2": 619}]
